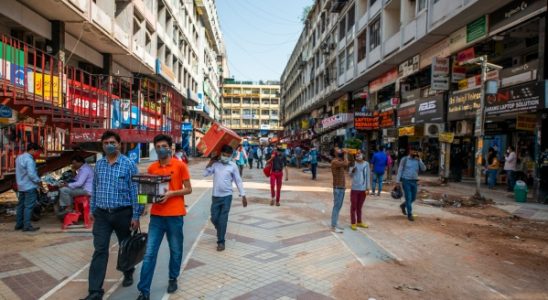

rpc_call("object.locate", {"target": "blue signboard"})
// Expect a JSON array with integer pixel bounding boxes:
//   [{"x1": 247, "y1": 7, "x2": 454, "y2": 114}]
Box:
[
  {"x1": 182, "y1": 122, "x2": 193, "y2": 131},
  {"x1": 111, "y1": 100, "x2": 122, "y2": 129},
  {"x1": 121, "y1": 100, "x2": 140, "y2": 126},
  {"x1": 0, "y1": 105, "x2": 13, "y2": 118},
  {"x1": 127, "y1": 143, "x2": 141, "y2": 164}
]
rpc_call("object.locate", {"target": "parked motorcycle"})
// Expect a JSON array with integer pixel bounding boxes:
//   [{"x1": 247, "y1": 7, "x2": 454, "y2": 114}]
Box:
[{"x1": 32, "y1": 170, "x2": 75, "y2": 221}]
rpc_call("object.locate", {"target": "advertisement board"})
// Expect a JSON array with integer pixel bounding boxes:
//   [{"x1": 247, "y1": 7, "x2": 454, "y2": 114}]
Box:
[
  {"x1": 415, "y1": 95, "x2": 445, "y2": 124},
  {"x1": 431, "y1": 57, "x2": 450, "y2": 91},
  {"x1": 485, "y1": 81, "x2": 544, "y2": 116},
  {"x1": 354, "y1": 112, "x2": 379, "y2": 130},
  {"x1": 448, "y1": 88, "x2": 481, "y2": 121}
]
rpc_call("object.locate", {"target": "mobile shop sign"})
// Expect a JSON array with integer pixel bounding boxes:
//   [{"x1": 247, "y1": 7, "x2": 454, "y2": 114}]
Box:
[
  {"x1": 431, "y1": 57, "x2": 450, "y2": 91},
  {"x1": 485, "y1": 81, "x2": 544, "y2": 116},
  {"x1": 354, "y1": 112, "x2": 379, "y2": 130},
  {"x1": 448, "y1": 88, "x2": 481, "y2": 121},
  {"x1": 415, "y1": 95, "x2": 445, "y2": 124}
]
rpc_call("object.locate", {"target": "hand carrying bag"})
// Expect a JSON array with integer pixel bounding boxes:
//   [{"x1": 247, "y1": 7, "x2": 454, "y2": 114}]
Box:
[{"x1": 116, "y1": 228, "x2": 148, "y2": 272}]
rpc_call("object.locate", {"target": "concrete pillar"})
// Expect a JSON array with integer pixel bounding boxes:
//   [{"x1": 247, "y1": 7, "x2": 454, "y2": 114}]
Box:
[{"x1": 102, "y1": 53, "x2": 113, "y2": 75}]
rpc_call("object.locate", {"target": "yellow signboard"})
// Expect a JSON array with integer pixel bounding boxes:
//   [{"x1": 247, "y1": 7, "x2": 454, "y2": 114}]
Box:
[
  {"x1": 27, "y1": 71, "x2": 63, "y2": 106},
  {"x1": 439, "y1": 132, "x2": 455, "y2": 143},
  {"x1": 398, "y1": 126, "x2": 415, "y2": 136},
  {"x1": 516, "y1": 115, "x2": 536, "y2": 132}
]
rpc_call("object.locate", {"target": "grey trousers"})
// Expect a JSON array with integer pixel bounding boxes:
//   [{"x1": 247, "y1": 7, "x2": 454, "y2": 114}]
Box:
[{"x1": 59, "y1": 187, "x2": 89, "y2": 207}]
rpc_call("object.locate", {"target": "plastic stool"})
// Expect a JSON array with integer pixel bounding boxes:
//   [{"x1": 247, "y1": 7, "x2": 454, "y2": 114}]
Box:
[
  {"x1": 62, "y1": 195, "x2": 92, "y2": 229},
  {"x1": 63, "y1": 212, "x2": 81, "y2": 229}
]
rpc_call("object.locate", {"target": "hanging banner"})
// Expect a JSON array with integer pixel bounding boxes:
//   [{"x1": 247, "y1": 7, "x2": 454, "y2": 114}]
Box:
[
  {"x1": 431, "y1": 57, "x2": 450, "y2": 91},
  {"x1": 355, "y1": 111, "x2": 379, "y2": 130},
  {"x1": 485, "y1": 81, "x2": 545, "y2": 115}
]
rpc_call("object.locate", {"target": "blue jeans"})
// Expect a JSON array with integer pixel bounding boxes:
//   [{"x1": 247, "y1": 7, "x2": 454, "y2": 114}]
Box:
[
  {"x1": 506, "y1": 170, "x2": 516, "y2": 191},
  {"x1": 487, "y1": 169, "x2": 497, "y2": 188},
  {"x1": 331, "y1": 188, "x2": 345, "y2": 227},
  {"x1": 311, "y1": 163, "x2": 318, "y2": 179},
  {"x1": 138, "y1": 215, "x2": 184, "y2": 295},
  {"x1": 15, "y1": 189, "x2": 38, "y2": 229},
  {"x1": 211, "y1": 195, "x2": 232, "y2": 244},
  {"x1": 402, "y1": 179, "x2": 418, "y2": 217},
  {"x1": 372, "y1": 173, "x2": 384, "y2": 194}
]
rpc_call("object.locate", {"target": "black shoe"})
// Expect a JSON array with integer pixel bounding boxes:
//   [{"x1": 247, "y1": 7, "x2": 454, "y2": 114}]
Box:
[
  {"x1": 217, "y1": 243, "x2": 225, "y2": 251},
  {"x1": 23, "y1": 226, "x2": 40, "y2": 232},
  {"x1": 14, "y1": 225, "x2": 23, "y2": 231},
  {"x1": 408, "y1": 215, "x2": 415, "y2": 222},
  {"x1": 167, "y1": 278, "x2": 178, "y2": 293},
  {"x1": 122, "y1": 274, "x2": 134, "y2": 287},
  {"x1": 399, "y1": 203, "x2": 406, "y2": 216},
  {"x1": 81, "y1": 293, "x2": 102, "y2": 300},
  {"x1": 136, "y1": 293, "x2": 150, "y2": 300}
]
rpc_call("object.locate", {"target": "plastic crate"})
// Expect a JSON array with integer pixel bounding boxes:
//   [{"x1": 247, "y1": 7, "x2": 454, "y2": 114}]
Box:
[
  {"x1": 197, "y1": 123, "x2": 242, "y2": 157},
  {"x1": 132, "y1": 174, "x2": 171, "y2": 204}
]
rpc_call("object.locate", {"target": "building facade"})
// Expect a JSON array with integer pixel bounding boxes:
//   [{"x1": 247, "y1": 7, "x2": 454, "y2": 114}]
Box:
[
  {"x1": 281, "y1": 0, "x2": 548, "y2": 201},
  {"x1": 222, "y1": 79, "x2": 283, "y2": 137},
  {"x1": 0, "y1": 0, "x2": 225, "y2": 157}
]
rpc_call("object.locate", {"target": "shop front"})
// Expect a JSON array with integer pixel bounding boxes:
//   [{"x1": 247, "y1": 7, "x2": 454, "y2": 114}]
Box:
[{"x1": 415, "y1": 94, "x2": 445, "y2": 174}]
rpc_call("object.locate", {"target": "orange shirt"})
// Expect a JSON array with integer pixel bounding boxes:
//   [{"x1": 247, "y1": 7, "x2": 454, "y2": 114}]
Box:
[{"x1": 148, "y1": 158, "x2": 190, "y2": 216}]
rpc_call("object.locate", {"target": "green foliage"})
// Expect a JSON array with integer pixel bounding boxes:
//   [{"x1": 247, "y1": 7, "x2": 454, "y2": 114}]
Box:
[{"x1": 345, "y1": 138, "x2": 362, "y2": 149}]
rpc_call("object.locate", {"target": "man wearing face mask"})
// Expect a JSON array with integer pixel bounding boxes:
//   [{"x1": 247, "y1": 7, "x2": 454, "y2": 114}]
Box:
[
  {"x1": 84, "y1": 131, "x2": 143, "y2": 300},
  {"x1": 14, "y1": 143, "x2": 43, "y2": 232},
  {"x1": 137, "y1": 135, "x2": 192, "y2": 300},
  {"x1": 331, "y1": 149, "x2": 349, "y2": 233},
  {"x1": 204, "y1": 145, "x2": 247, "y2": 251},
  {"x1": 396, "y1": 147, "x2": 426, "y2": 222},
  {"x1": 504, "y1": 146, "x2": 517, "y2": 192}
]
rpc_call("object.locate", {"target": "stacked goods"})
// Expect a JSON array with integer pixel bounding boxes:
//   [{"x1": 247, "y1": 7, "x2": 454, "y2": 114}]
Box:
[
  {"x1": 197, "y1": 123, "x2": 242, "y2": 157},
  {"x1": 132, "y1": 175, "x2": 171, "y2": 204}
]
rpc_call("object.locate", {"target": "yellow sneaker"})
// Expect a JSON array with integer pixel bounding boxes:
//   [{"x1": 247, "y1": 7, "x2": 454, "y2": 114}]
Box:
[
  {"x1": 357, "y1": 222, "x2": 369, "y2": 228},
  {"x1": 350, "y1": 224, "x2": 357, "y2": 230}
]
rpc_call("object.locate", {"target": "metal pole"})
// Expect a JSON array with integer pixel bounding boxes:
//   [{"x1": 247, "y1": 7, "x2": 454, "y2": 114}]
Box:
[{"x1": 474, "y1": 56, "x2": 487, "y2": 196}]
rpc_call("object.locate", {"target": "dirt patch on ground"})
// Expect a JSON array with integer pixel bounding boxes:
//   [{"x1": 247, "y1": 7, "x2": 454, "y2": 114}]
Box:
[{"x1": 419, "y1": 189, "x2": 494, "y2": 207}]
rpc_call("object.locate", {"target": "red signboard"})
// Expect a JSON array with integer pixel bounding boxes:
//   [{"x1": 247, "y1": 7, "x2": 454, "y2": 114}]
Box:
[
  {"x1": 369, "y1": 68, "x2": 398, "y2": 92},
  {"x1": 355, "y1": 112, "x2": 379, "y2": 130},
  {"x1": 379, "y1": 110, "x2": 395, "y2": 128}
]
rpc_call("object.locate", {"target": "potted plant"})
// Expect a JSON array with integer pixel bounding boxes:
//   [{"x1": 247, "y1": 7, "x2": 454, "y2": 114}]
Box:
[{"x1": 344, "y1": 138, "x2": 362, "y2": 155}]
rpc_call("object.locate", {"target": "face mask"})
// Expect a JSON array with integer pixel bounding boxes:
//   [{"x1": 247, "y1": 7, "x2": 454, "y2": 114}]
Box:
[
  {"x1": 355, "y1": 154, "x2": 363, "y2": 161},
  {"x1": 104, "y1": 144, "x2": 117, "y2": 155},
  {"x1": 220, "y1": 156, "x2": 231, "y2": 164},
  {"x1": 157, "y1": 148, "x2": 171, "y2": 159},
  {"x1": 337, "y1": 152, "x2": 344, "y2": 158}
]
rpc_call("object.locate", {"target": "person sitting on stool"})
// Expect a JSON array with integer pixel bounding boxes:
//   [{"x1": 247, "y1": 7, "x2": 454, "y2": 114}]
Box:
[{"x1": 59, "y1": 156, "x2": 93, "y2": 212}]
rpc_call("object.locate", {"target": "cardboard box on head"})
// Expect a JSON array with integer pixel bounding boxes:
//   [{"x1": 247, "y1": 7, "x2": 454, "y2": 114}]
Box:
[{"x1": 198, "y1": 123, "x2": 242, "y2": 157}]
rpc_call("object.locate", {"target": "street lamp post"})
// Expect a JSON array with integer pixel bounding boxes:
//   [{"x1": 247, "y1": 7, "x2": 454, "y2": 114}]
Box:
[{"x1": 461, "y1": 56, "x2": 502, "y2": 196}]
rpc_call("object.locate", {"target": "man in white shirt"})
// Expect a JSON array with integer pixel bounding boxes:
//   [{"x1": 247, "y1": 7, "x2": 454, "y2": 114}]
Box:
[
  {"x1": 204, "y1": 145, "x2": 247, "y2": 251},
  {"x1": 504, "y1": 145, "x2": 517, "y2": 192}
]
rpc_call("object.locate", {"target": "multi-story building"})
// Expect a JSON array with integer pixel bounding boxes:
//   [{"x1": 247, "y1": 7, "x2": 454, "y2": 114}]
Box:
[
  {"x1": 281, "y1": 0, "x2": 548, "y2": 200},
  {"x1": 222, "y1": 79, "x2": 283, "y2": 137},
  {"x1": 0, "y1": 0, "x2": 225, "y2": 156}
]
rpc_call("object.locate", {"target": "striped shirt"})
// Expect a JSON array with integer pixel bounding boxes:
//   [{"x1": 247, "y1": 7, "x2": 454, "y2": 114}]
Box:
[{"x1": 91, "y1": 154, "x2": 143, "y2": 220}]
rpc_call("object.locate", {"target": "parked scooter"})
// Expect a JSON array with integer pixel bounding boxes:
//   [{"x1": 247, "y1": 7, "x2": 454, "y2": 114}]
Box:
[{"x1": 32, "y1": 170, "x2": 75, "y2": 221}]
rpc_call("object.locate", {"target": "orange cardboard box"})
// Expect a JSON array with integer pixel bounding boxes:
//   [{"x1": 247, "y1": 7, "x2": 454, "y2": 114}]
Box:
[{"x1": 197, "y1": 123, "x2": 242, "y2": 157}]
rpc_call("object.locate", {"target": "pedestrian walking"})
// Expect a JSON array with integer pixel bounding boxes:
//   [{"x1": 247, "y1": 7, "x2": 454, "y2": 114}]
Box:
[
  {"x1": 84, "y1": 131, "x2": 143, "y2": 300},
  {"x1": 486, "y1": 147, "x2": 499, "y2": 189},
  {"x1": 371, "y1": 146, "x2": 388, "y2": 196},
  {"x1": 204, "y1": 145, "x2": 247, "y2": 251},
  {"x1": 309, "y1": 146, "x2": 318, "y2": 180},
  {"x1": 136, "y1": 135, "x2": 192, "y2": 300},
  {"x1": 349, "y1": 153, "x2": 371, "y2": 230},
  {"x1": 295, "y1": 145, "x2": 303, "y2": 169},
  {"x1": 234, "y1": 145, "x2": 247, "y2": 176},
  {"x1": 14, "y1": 143, "x2": 42, "y2": 232},
  {"x1": 331, "y1": 149, "x2": 349, "y2": 233},
  {"x1": 385, "y1": 149, "x2": 394, "y2": 182},
  {"x1": 267, "y1": 147, "x2": 288, "y2": 206},
  {"x1": 265, "y1": 145, "x2": 273, "y2": 161},
  {"x1": 504, "y1": 146, "x2": 517, "y2": 192},
  {"x1": 248, "y1": 146, "x2": 255, "y2": 169},
  {"x1": 396, "y1": 147, "x2": 426, "y2": 222},
  {"x1": 256, "y1": 146, "x2": 264, "y2": 169}
]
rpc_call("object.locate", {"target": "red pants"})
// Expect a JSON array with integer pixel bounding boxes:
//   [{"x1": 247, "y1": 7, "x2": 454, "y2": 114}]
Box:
[
  {"x1": 350, "y1": 190, "x2": 366, "y2": 224},
  {"x1": 270, "y1": 171, "x2": 283, "y2": 202}
]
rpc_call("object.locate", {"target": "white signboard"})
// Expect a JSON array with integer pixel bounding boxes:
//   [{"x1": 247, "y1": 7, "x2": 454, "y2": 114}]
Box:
[{"x1": 431, "y1": 57, "x2": 450, "y2": 91}]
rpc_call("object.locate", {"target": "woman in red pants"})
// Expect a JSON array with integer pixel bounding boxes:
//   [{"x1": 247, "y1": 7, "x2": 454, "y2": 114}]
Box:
[{"x1": 267, "y1": 147, "x2": 288, "y2": 206}]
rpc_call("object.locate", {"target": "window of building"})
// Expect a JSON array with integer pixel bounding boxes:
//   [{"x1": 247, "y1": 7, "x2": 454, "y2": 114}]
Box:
[
  {"x1": 252, "y1": 98, "x2": 260, "y2": 105},
  {"x1": 346, "y1": 44, "x2": 354, "y2": 70},
  {"x1": 243, "y1": 98, "x2": 251, "y2": 104},
  {"x1": 243, "y1": 109, "x2": 251, "y2": 115},
  {"x1": 262, "y1": 99, "x2": 270, "y2": 105},
  {"x1": 370, "y1": 18, "x2": 381, "y2": 49},
  {"x1": 261, "y1": 110, "x2": 269, "y2": 115},
  {"x1": 271, "y1": 99, "x2": 279, "y2": 105},
  {"x1": 223, "y1": 98, "x2": 231, "y2": 103},
  {"x1": 339, "y1": 16, "x2": 346, "y2": 41},
  {"x1": 338, "y1": 52, "x2": 345, "y2": 74},
  {"x1": 357, "y1": 31, "x2": 367, "y2": 61},
  {"x1": 223, "y1": 109, "x2": 230, "y2": 115},
  {"x1": 370, "y1": 0, "x2": 378, "y2": 5},
  {"x1": 243, "y1": 89, "x2": 252, "y2": 94},
  {"x1": 232, "y1": 109, "x2": 240, "y2": 114},
  {"x1": 347, "y1": 5, "x2": 355, "y2": 30},
  {"x1": 232, "y1": 98, "x2": 241, "y2": 104},
  {"x1": 271, "y1": 110, "x2": 279, "y2": 116},
  {"x1": 243, "y1": 119, "x2": 251, "y2": 125},
  {"x1": 417, "y1": 0, "x2": 427, "y2": 12}
]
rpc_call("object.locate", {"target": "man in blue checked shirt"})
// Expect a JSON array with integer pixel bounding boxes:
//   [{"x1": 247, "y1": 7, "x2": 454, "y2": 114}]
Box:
[{"x1": 83, "y1": 131, "x2": 143, "y2": 300}]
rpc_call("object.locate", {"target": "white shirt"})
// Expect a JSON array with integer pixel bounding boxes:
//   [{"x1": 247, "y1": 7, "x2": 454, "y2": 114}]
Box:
[
  {"x1": 204, "y1": 161, "x2": 246, "y2": 197},
  {"x1": 504, "y1": 151, "x2": 517, "y2": 171}
]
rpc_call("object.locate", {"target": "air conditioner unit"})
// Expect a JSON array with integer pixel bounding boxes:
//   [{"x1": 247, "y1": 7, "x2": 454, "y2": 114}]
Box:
[
  {"x1": 424, "y1": 123, "x2": 444, "y2": 137},
  {"x1": 455, "y1": 120, "x2": 472, "y2": 136}
]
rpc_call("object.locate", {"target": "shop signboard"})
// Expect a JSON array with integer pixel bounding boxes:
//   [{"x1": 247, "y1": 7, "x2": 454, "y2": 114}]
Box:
[
  {"x1": 431, "y1": 57, "x2": 450, "y2": 91},
  {"x1": 398, "y1": 55, "x2": 420, "y2": 78},
  {"x1": 500, "y1": 59, "x2": 538, "y2": 87},
  {"x1": 355, "y1": 112, "x2": 379, "y2": 130},
  {"x1": 449, "y1": 27, "x2": 467, "y2": 54},
  {"x1": 322, "y1": 113, "x2": 352, "y2": 129},
  {"x1": 466, "y1": 16, "x2": 487, "y2": 43},
  {"x1": 415, "y1": 95, "x2": 445, "y2": 124},
  {"x1": 456, "y1": 47, "x2": 475, "y2": 63},
  {"x1": 155, "y1": 59, "x2": 176, "y2": 83},
  {"x1": 397, "y1": 100, "x2": 416, "y2": 126},
  {"x1": 121, "y1": 99, "x2": 140, "y2": 126},
  {"x1": 420, "y1": 38, "x2": 450, "y2": 69},
  {"x1": 439, "y1": 132, "x2": 455, "y2": 143},
  {"x1": 489, "y1": 0, "x2": 546, "y2": 34},
  {"x1": 379, "y1": 110, "x2": 395, "y2": 128},
  {"x1": 398, "y1": 126, "x2": 415, "y2": 136},
  {"x1": 452, "y1": 65, "x2": 467, "y2": 83},
  {"x1": 516, "y1": 114, "x2": 536, "y2": 132},
  {"x1": 181, "y1": 122, "x2": 193, "y2": 131},
  {"x1": 485, "y1": 81, "x2": 544, "y2": 115},
  {"x1": 0, "y1": 42, "x2": 25, "y2": 87},
  {"x1": 369, "y1": 68, "x2": 398, "y2": 93},
  {"x1": 448, "y1": 88, "x2": 481, "y2": 121}
]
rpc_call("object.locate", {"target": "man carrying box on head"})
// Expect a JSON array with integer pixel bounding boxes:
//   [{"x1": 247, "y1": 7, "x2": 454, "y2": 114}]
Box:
[
  {"x1": 204, "y1": 145, "x2": 247, "y2": 252},
  {"x1": 136, "y1": 134, "x2": 192, "y2": 300}
]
